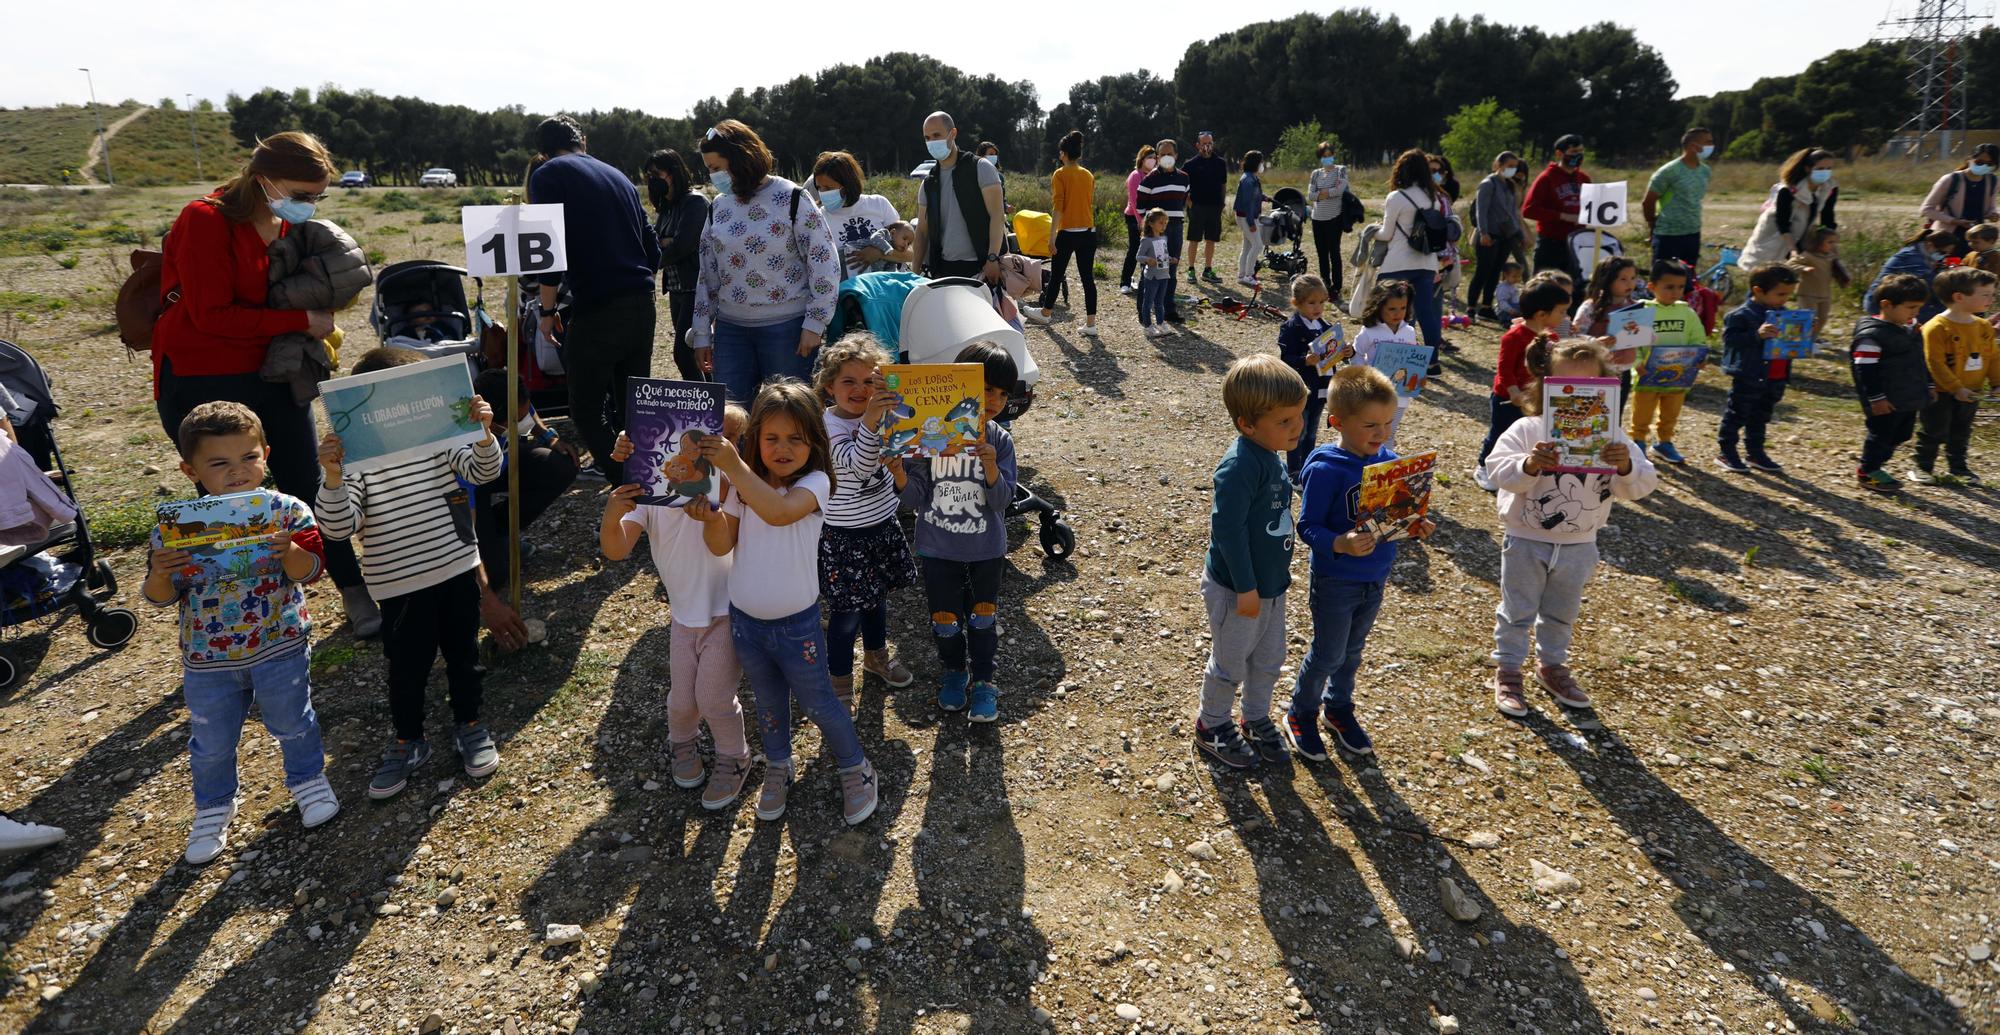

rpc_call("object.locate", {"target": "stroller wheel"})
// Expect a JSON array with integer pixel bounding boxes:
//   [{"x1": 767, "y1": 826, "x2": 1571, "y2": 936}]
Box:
[
  {"x1": 0, "y1": 653, "x2": 14, "y2": 692},
  {"x1": 1039, "y1": 516, "x2": 1077, "y2": 561},
  {"x1": 91, "y1": 560, "x2": 118, "y2": 598},
  {"x1": 86, "y1": 609, "x2": 139, "y2": 650}
]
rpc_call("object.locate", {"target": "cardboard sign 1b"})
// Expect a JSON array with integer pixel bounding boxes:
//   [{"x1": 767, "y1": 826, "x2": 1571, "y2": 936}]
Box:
[
  {"x1": 1579, "y1": 182, "x2": 1628, "y2": 228},
  {"x1": 461, "y1": 204, "x2": 569, "y2": 278}
]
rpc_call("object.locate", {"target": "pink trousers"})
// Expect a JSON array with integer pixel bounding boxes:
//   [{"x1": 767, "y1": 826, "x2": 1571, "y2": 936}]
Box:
[{"x1": 670, "y1": 617, "x2": 748, "y2": 758}]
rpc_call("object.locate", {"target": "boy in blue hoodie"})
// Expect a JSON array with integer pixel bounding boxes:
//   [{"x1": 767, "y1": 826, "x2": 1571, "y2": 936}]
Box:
[
  {"x1": 1198, "y1": 354, "x2": 1308, "y2": 768},
  {"x1": 1716, "y1": 263, "x2": 1799, "y2": 473},
  {"x1": 1285, "y1": 367, "x2": 1434, "y2": 758}
]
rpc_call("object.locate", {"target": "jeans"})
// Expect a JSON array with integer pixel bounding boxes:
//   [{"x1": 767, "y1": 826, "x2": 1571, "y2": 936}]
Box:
[
  {"x1": 1310, "y1": 218, "x2": 1344, "y2": 297},
  {"x1": 183, "y1": 648, "x2": 323, "y2": 809},
  {"x1": 156, "y1": 361, "x2": 363, "y2": 590},
  {"x1": 825, "y1": 601, "x2": 888, "y2": 679},
  {"x1": 666, "y1": 290, "x2": 701, "y2": 381},
  {"x1": 1860, "y1": 408, "x2": 1919, "y2": 472},
  {"x1": 1120, "y1": 215, "x2": 1142, "y2": 287},
  {"x1": 1479, "y1": 394, "x2": 1525, "y2": 469},
  {"x1": 1164, "y1": 216, "x2": 1184, "y2": 261},
  {"x1": 475, "y1": 437, "x2": 579, "y2": 591},
  {"x1": 1492, "y1": 536, "x2": 1598, "y2": 670},
  {"x1": 1236, "y1": 216, "x2": 1266, "y2": 280},
  {"x1": 1199, "y1": 572, "x2": 1284, "y2": 728},
  {"x1": 712, "y1": 315, "x2": 812, "y2": 406},
  {"x1": 1379, "y1": 268, "x2": 1442, "y2": 349},
  {"x1": 1138, "y1": 277, "x2": 1171, "y2": 326},
  {"x1": 731, "y1": 603, "x2": 863, "y2": 768},
  {"x1": 1915, "y1": 396, "x2": 1979, "y2": 471},
  {"x1": 1651, "y1": 232, "x2": 1701, "y2": 267},
  {"x1": 1039, "y1": 228, "x2": 1098, "y2": 316},
  {"x1": 1467, "y1": 237, "x2": 1510, "y2": 310},
  {"x1": 1288, "y1": 395, "x2": 1324, "y2": 480},
  {"x1": 379, "y1": 570, "x2": 483, "y2": 741},
  {"x1": 921, "y1": 556, "x2": 1002, "y2": 682},
  {"x1": 1718, "y1": 376, "x2": 1787, "y2": 454},
  {"x1": 564, "y1": 287, "x2": 656, "y2": 477},
  {"x1": 1288, "y1": 574, "x2": 1384, "y2": 718}
]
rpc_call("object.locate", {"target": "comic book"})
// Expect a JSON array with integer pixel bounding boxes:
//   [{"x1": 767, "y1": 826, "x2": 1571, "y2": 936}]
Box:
[
  {"x1": 155, "y1": 490, "x2": 287, "y2": 584},
  {"x1": 625, "y1": 378, "x2": 726, "y2": 507},
  {"x1": 1542, "y1": 376, "x2": 1620, "y2": 474},
  {"x1": 879, "y1": 363, "x2": 985, "y2": 458},
  {"x1": 1763, "y1": 309, "x2": 1816, "y2": 359},
  {"x1": 1356, "y1": 451, "x2": 1437, "y2": 542},
  {"x1": 1635, "y1": 345, "x2": 1708, "y2": 391}
]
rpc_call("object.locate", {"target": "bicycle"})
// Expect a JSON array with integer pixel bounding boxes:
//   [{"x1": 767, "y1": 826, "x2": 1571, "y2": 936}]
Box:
[{"x1": 1696, "y1": 244, "x2": 1741, "y2": 305}]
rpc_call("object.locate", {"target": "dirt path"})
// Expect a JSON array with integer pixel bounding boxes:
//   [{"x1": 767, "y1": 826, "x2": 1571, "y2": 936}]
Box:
[{"x1": 78, "y1": 106, "x2": 150, "y2": 185}]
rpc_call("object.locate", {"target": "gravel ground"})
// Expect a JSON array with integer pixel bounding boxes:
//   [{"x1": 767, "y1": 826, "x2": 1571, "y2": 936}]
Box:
[{"x1": 0, "y1": 211, "x2": 1996, "y2": 1035}]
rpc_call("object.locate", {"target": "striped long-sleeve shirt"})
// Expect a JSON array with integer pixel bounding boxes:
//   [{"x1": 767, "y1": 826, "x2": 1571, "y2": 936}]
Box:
[
  {"x1": 1137, "y1": 169, "x2": 1191, "y2": 218},
  {"x1": 823, "y1": 409, "x2": 899, "y2": 527},
  {"x1": 315, "y1": 438, "x2": 503, "y2": 600}
]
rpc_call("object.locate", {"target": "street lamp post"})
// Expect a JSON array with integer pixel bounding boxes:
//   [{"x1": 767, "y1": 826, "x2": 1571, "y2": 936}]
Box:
[
  {"x1": 78, "y1": 67, "x2": 114, "y2": 186},
  {"x1": 186, "y1": 93, "x2": 203, "y2": 181}
]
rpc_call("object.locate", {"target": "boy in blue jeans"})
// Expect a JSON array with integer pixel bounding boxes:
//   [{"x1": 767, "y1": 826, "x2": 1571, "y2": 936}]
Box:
[
  {"x1": 1285, "y1": 367, "x2": 1433, "y2": 758},
  {"x1": 1716, "y1": 263, "x2": 1799, "y2": 473},
  {"x1": 145, "y1": 402, "x2": 338, "y2": 865}
]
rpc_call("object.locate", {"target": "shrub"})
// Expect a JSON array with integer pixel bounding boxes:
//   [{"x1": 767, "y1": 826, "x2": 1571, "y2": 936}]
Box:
[
  {"x1": 375, "y1": 192, "x2": 422, "y2": 213},
  {"x1": 1440, "y1": 99, "x2": 1523, "y2": 179},
  {"x1": 1273, "y1": 121, "x2": 1337, "y2": 173}
]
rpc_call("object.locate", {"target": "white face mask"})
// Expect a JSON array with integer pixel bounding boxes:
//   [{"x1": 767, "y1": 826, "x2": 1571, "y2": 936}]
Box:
[
  {"x1": 1159, "y1": 154, "x2": 1176, "y2": 170},
  {"x1": 1501, "y1": 165, "x2": 1518, "y2": 178},
  {"x1": 515, "y1": 414, "x2": 536, "y2": 436},
  {"x1": 1142, "y1": 157, "x2": 1157, "y2": 171}
]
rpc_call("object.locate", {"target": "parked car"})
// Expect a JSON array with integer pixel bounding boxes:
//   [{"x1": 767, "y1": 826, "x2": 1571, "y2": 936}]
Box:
[
  {"x1": 418, "y1": 168, "x2": 458, "y2": 188},
  {"x1": 906, "y1": 160, "x2": 936, "y2": 180},
  {"x1": 338, "y1": 170, "x2": 371, "y2": 188}
]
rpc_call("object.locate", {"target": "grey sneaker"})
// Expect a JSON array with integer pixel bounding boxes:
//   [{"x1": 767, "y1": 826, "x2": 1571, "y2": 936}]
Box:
[
  {"x1": 840, "y1": 759, "x2": 879, "y2": 825},
  {"x1": 756, "y1": 760, "x2": 793, "y2": 822},
  {"x1": 453, "y1": 722, "x2": 499, "y2": 779},
  {"x1": 669, "y1": 737, "x2": 705, "y2": 789},
  {"x1": 1240, "y1": 717, "x2": 1289, "y2": 764},
  {"x1": 369, "y1": 739, "x2": 432, "y2": 800},
  {"x1": 702, "y1": 755, "x2": 750, "y2": 811}
]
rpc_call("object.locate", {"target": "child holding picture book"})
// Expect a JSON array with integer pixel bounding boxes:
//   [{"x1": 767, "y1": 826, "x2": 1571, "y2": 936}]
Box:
[
  {"x1": 146, "y1": 402, "x2": 337, "y2": 864},
  {"x1": 1573, "y1": 257, "x2": 1641, "y2": 416},
  {"x1": 1481, "y1": 339, "x2": 1658, "y2": 717},
  {"x1": 1716, "y1": 264, "x2": 1800, "y2": 473},
  {"x1": 1475, "y1": 277, "x2": 1572, "y2": 491},
  {"x1": 1276, "y1": 273, "x2": 1349, "y2": 482},
  {"x1": 1349, "y1": 280, "x2": 1422, "y2": 448},
  {"x1": 1630, "y1": 259, "x2": 1707, "y2": 465}
]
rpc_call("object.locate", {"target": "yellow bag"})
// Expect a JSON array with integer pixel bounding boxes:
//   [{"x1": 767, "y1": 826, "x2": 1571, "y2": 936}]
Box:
[{"x1": 1012, "y1": 209, "x2": 1052, "y2": 258}]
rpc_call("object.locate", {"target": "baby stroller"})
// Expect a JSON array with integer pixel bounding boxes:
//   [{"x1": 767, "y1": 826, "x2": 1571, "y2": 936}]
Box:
[
  {"x1": 1256, "y1": 188, "x2": 1311, "y2": 282},
  {"x1": 0, "y1": 341, "x2": 137, "y2": 691},
  {"x1": 1568, "y1": 228, "x2": 1625, "y2": 275},
  {"x1": 369, "y1": 260, "x2": 487, "y2": 364}
]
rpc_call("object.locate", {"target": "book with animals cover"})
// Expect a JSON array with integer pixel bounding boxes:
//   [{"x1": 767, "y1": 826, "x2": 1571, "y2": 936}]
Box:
[
  {"x1": 1763, "y1": 309, "x2": 1816, "y2": 359},
  {"x1": 317, "y1": 355, "x2": 486, "y2": 473},
  {"x1": 156, "y1": 490, "x2": 286, "y2": 584},
  {"x1": 1636, "y1": 345, "x2": 1708, "y2": 391},
  {"x1": 879, "y1": 363, "x2": 985, "y2": 458},
  {"x1": 624, "y1": 377, "x2": 726, "y2": 507},
  {"x1": 1542, "y1": 376, "x2": 1620, "y2": 474},
  {"x1": 1356, "y1": 450, "x2": 1437, "y2": 542}
]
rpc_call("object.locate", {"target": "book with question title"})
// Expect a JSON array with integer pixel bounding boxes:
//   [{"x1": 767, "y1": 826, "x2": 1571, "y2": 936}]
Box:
[
  {"x1": 879, "y1": 363, "x2": 985, "y2": 458},
  {"x1": 1356, "y1": 450, "x2": 1437, "y2": 542},
  {"x1": 624, "y1": 377, "x2": 726, "y2": 507}
]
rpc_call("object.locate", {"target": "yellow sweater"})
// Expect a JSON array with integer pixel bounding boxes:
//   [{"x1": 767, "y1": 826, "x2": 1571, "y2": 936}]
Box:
[
  {"x1": 1921, "y1": 313, "x2": 1996, "y2": 394},
  {"x1": 1051, "y1": 164, "x2": 1095, "y2": 233}
]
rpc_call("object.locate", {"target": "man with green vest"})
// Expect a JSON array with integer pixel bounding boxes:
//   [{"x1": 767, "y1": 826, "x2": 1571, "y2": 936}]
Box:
[{"x1": 912, "y1": 111, "x2": 1007, "y2": 283}]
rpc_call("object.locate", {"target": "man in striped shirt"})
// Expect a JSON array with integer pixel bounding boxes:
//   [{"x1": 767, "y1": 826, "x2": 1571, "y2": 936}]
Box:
[
  {"x1": 1138, "y1": 138, "x2": 1191, "y2": 322},
  {"x1": 316, "y1": 347, "x2": 506, "y2": 800}
]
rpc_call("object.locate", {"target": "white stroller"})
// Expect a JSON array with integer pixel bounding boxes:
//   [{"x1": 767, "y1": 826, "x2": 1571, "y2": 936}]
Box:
[{"x1": 1568, "y1": 228, "x2": 1626, "y2": 275}]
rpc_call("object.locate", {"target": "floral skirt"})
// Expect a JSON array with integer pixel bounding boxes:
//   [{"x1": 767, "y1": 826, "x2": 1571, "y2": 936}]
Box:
[{"x1": 817, "y1": 517, "x2": 916, "y2": 613}]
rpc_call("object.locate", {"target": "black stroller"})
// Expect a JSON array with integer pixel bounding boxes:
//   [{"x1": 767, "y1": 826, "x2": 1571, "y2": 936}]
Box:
[
  {"x1": 1256, "y1": 187, "x2": 1311, "y2": 282},
  {"x1": 369, "y1": 259, "x2": 486, "y2": 361},
  {"x1": 0, "y1": 341, "x2": 137, "y2": 690}
]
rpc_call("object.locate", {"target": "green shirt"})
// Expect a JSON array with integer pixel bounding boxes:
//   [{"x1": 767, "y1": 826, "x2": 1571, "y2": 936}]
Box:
[{"x1": 1647, "y1": 157, "x2": 1711, "y2": 236}]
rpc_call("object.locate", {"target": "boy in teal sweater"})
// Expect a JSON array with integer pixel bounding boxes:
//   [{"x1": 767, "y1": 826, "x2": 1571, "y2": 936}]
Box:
[{"x1": 1198, "y1": 355, "x2": 1308, "y2": 768}]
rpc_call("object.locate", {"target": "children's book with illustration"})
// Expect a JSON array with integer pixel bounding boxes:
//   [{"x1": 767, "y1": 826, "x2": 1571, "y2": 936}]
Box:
[
  {"x1": 1365, "y1": 343, "x2": 1436, "y2": 401},
  {"x1": 1763, "y1": 309, "x2": 1816, "y2": 359},
  {"x1": 317, "y1": 355, "x2": 486, "y2": 473},
  {"x1": 1308, "y1": 323, "x2": 1348, "y2": 376},
  {"x1": 1635, "y1": 345, "x2": 1707, "y2": 391},
  {"x1": 1356, "y1": 450, "x2": 1437, "y2": 542},
  {"x1": 156, "y1": 490, "x2": 287, "y2": 584},
  {"x1": 625, "y1": 378, "x2": 726, "y2": 507},
  {"x1": 1542, "y1": 376, "x2": 1620, "y2": 474},
  {"x1": 1609, "y1": 303, "x2": 1654, "y2": 364},
  {"x1": 879, "y1": 363, "x2": 985, "y2": 458}
]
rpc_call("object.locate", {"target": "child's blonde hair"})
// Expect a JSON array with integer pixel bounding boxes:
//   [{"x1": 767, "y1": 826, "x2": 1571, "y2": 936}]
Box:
[
  {"x1": 811, "y1": 332, "x2": 893, "y2": 402},
  {"x1": 1970, "y1": 222, "x2": 2000, "y2": 246},
  {"x1": 744, "y1": 379, "x2": 834, "y2": 494},
  {"x1": 722, "y1": 402, "x2": 750, "y2": 441},
  {"x1": 1290, "y1": 273, "x2": 1329, "y2": 305},
  {"x1": 1519, "y1": 337, "x2": 1610, "y2": 415},
  {"x1": 1222, "y1": 354, "x2": 1308, "y2": 428},
  {"x1": 1325, "y1": 366, "x2": 1397, "y2": 420},
  {"x1": 1143, "y1": 207, "x2": 1169, "y2": 235}
]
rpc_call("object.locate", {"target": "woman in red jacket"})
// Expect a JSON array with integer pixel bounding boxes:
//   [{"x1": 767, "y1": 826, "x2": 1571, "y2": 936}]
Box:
[{"x1": 152, "y1": 132, "x2": 378, "y2": 635}]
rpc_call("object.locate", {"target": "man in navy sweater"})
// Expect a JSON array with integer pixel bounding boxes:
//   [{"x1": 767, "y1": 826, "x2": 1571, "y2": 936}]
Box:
[{"x1": 528, "y1": 116, "x2": 661, "y2": 480}]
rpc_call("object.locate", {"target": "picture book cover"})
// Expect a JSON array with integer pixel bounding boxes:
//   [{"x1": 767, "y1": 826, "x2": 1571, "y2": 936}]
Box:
[
  {"x1": 879, "y1": 363, "x2": 985, "y2": 458},
  {"x1": 156, "y1": 490, "x2": 286, "y2": 584},
  {"x1": 1764, "y1": 309, "x2": 1816, "y2": 359},
  {"x1": 1357, "y1": 450, "x2": 1437, "y2": 542},
  {"x1": 1636, "y1": 345, "x2": 1708, "y2": 391},
  {"x1": 318, "y1": 356, "x2": 486, "y2": 473},
  {"x1": 625, "y1": 377, "x2": 726, "y2": 507},
  {"x1": 1609, "y1": 303, "x2": 1654, "y2": 365},
  {"x1": 1308, "y1": 323, "x2": 1349, "y2": 376},
  {"x1": 1369, "y1": 343, "x2": 1436, "y2": 401},
  {"x1": 1543, "y1": 376, "x2": 1621, "y2": 474}
]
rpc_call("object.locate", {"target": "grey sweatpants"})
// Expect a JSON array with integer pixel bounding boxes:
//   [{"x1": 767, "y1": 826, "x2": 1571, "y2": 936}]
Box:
[
  {"x1": 1491, "y1": 535, "x2": 1599, "y2": 671},
  {"x1": 1199, "y1": 573, "x2": 1286, "y2": 728}
]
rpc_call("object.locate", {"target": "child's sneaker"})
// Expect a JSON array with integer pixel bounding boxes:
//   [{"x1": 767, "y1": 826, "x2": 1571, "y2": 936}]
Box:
[
  {"x1": 1950, "y1": 466, "x2": 1983, "y2": 486},
  {"x1": 1745, "y1": 449, "x2": 1784, "y2": 473},
  {"x1": 669, "y1": 737, "x2": 705, "y2": 789},
  {"x1": 1240, "y1": 717, "x2": 1289, "y2": 764},
  {"x1": 702, "y1": 755, "x2": 749, "y2": 810},
  {"x1": 368, "y1": 739, "x2": 432, "y2": 800},
  {"x1": 1324, "y1": 706, "x2": 1375, "y2": 755},
  {"x1": 1283, "y1": 707, "x2": 1329, "y2": 761},
  {"x1": 1651, "y1": 441, "x2": 1686, "y2": 465},
  {"x1": 1491, "y1": 669, "x2": 1529, "y2": 717},
  {"x1": 290, "y1": 775, "x2": 340, "y2": 829},
  {"x1": 1631, "y1": 439, "x2": 1647, "y2": 457},
  {"x1": 1194, "y1": 718, "x2": 1257, "y2": 769},
  {"x1": 862, "y1": 649, "x2": 914, "y2": 688},
  {"x1": 937, "y1": 671, "x2": 970, "y2": 712},
  {"x1": 1536, "y1": 664, "x2": 1593, "y2": 709},
  {"x1": 755, "y1": 760, "x2": 793, "y2": 821},
  {"x1": 1471, "y1": 465, "x2": 1497, "y2": 492},
  {"x1": 967, "y1": 681, "x2": 999, "y2": 723},
  {"x1": 839, "y1": 759, "x2": 879, "y2": 825},
  {"x1": 1715, "y1": 448, "x2": 1750, "y2": 474},
  {"x1": 1909, "y1": 466, "x2": 1940, "y2": 485},
  {"x1": 453, "y1": 722, "x2": 499, "y2": 779},
  {"x1": 1857, "y1": 467, "x2": 1902, "y2": 493},
  {"x1": 1079, "y1": 324, "x2": 1100, "y2": 337},
  {"x1": 184, "y1": 801, "x2": 236, "y2": 865},
  {"x1": 1142, "y1": 324, "x2": 1159, "y2": 339},
  {"x1": 0, "y1": 812, "x2": 64, "y2": 854}
]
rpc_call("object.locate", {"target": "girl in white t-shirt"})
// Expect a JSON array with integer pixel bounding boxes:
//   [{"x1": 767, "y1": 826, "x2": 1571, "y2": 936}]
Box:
[
  {"x1": 1350, "y1": 280, "x2": 1423, "y2": 448},
  {"x1": 691, "y1": 381, "x2": 878, "y2": 827},
  {"x1": 600, "y1": 406, "x2": 751, "y2": 810}
]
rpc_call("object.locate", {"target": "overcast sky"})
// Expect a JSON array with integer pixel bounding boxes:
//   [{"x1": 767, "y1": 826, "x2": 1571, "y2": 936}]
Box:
[{"x1": 0, "y1": 1, "x2": 1956, "y2": 118}]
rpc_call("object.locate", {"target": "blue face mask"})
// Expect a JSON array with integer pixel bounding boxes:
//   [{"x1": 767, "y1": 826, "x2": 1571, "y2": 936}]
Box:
[
  {"x1": 1973, "y1": 163, "x2": 1995, "y2": 177},
  {"x1": 263, "y1": 182, "x2": 315, "y2": 224},
  {"x1": 819, "y1": 189, "x2": 844, "y2": 211},
  {"x1": 709, "y1": 169, "x2": 733, "y2": 196},
  {"x1": 1431, "y1": 172, "x2": 1444, "y2": 185},
  {"x1": 1922, "y1": 247, "x2": 1942, "y2": 263},
  {"x1": 926, "y1": 139, "x2": 951, "y2": 160},
  {"x1": 1698, "y1": 145, "x2": 1715, "y2": 159},
  {"x1": 1810, "y1": 168, "x2": 1833, "y2": 185},
  {"x1": 1320, "y1": 156, "x2": 1336, "y2": 167}
]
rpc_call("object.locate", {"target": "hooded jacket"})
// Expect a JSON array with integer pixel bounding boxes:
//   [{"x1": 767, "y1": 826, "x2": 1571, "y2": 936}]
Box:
[
  {"x1": 1850, "y1": 315, "x2": 1931, "y2": 412},
  {"x1": 261, "y1": 219, "x2": 372, "y2": 403},
  {"x1": 1522, "y1": 162, "x2": 1590, "y2": 239}
]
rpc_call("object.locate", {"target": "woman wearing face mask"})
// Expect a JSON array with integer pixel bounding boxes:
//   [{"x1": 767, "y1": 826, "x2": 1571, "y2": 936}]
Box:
[
  {"x1": 1120, "y1": 144, "x2": 1158, "y2": 294},
  {"x1": 810, "y1": 150, "x2": 905, "y2": 277},
  {"x1": 1920, "y1": 143, "x2": 2000, "y2": 247},
  {"x1": 1307, "y1": 141, "x2": 1352, "y2": 295},
  {"x1": 1865, "y1": 227, "x2": 1958, "y2": 324},
  {"x1": 1136, "y1": 139, "x2": 1192, "y2": 322},
  {"x1": 644, "y1": 148, "x2": 709, "y2": 381},
  {"x1": 1377, "y1": 148, "x2": 1451, "y2": 356},
  {"x1": 152, "y1": 131, "x2": 377, "y2": 635},
  {"x1": 1469, "y1": 151, "x2": 1527, "y2": 322},
  {"x1": 1739, "y1": 148, "x2": 1840, "y2": 271}
]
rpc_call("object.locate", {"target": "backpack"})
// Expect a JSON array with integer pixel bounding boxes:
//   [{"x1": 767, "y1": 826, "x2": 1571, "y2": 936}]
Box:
[
  {"x1": 115, "y1": 246, "x2": 175, "y2": 353},
  {"x1": 1397, "y1": 189, "x2": 1452, "y2": 255}
]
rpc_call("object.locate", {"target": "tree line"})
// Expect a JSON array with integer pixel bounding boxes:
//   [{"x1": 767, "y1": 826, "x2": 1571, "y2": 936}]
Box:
[{"x1": 227, "y1": 14, "x2": 1998, "y2": 185}]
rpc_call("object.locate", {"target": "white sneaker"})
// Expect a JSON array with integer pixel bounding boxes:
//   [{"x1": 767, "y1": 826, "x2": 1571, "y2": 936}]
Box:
[
  {"x1": 185, "y1": 801, "x2": 237, "y2": 866},
  {"x1": 1239, "y1": 276, "x2": 1259, "y2": 287},
  {"x1": 1472, "y1": 465, "x2": 1496, "y2": 492},
  {"x1": 290, "y1": 775, "x2": 340, "y2": 829},
  {"x1": 1023, "y1": 307, "x2": 1053, "y2": 325},
  {"x1": 0, "y1": 812, "x2": 64, "y2": 854},
  {"x1": 1119, "y1": 284, "x2": 1134, "y2": 296},
  {"x1": 1079, "y1": 324, "x2": 1099, "y2": 337},
  {"x1": 1143, "y1": 325, "x2": 1159, "y2": 338}
]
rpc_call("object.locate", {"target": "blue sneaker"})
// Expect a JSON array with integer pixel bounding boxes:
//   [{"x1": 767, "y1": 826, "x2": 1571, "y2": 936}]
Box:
[
  {"x1": 938, "y1": 671, "x2": 970, "y2": 712},
  {"x1": 1195, "y1": 719, "x2": 1257, "y2": 769},
  {"x1": 967, "y1": 681, "x2": 999, "y2": 723},
  {"x1": 1324, "y1": 706, "x2": 1375, "y2": 755},
  {"x1": 1651, "y1": 441, "x2": 1686, "y2": 465},
  {"x1": 1283, "y1": 707, "x2": 1328, "y2": 761},
  {"x1": 368, "y1": 739, "x2": 432, "y2": 800}
]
